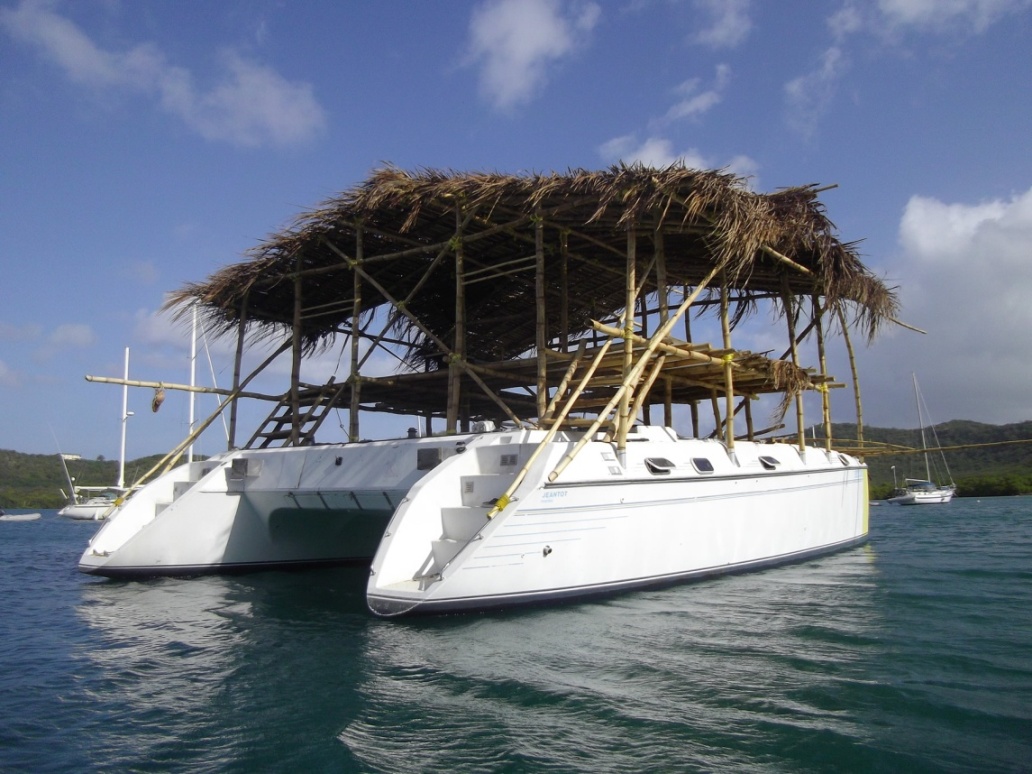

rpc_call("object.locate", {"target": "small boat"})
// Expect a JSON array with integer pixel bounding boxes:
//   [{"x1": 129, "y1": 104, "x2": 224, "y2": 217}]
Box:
[
  {"x1": 0, "y1": 508, "x2": 42, "y2": 521},
  {"x1": 76, "y1": 166, "x2": 898, "y2": 616},
  {"x1": 59, "y1": 349, "x2": 134, "y2": 521},
  {"x1": 888, "y1": 478, "x2": 954, "y2": 505},
  {"x1": 887, "y1": 374, "x2": 955, "y2": 505},
  {"x1": 57, "y1": 455, "x2": 126, "y2": 520}
]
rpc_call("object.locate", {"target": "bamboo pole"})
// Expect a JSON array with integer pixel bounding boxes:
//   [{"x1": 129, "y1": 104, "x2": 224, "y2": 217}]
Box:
[
  {"x1": 127, "y1": 340, "x2": 293, "y2": 491},
  {"x1": 813, "y1": 295, "x2": 832, "y2": 451},
  {"x1": 447, "y1": 207, "x2": 465, "y2": 434},
  {"x1": 629, "y1": 355, "x2": 667, "y2": 424},
  {"x1": 655, "y1": 228, "x2": 673, "y2": 427},
  {"x1": 228, "y1": 292, "x2": 249, "y2": 449},
  {"x1": 84, "y1": 375, "x2": 271, "y2": 401},
  {"x1": 547, "y1": 262, "x2": 723, "y2": 483},
  {"x1": 535, "y1": 213, "x2": 547, "y2": 419},
  {"x1": 616, "y1": 231, "x2": 637, "y2": 455},
  {"x1": 783, "y1": 283, "x2": 806, "y2": 453},
  {"x1": 289, "y1": 255, "x2": 303, "y2": 446},
  {"x1": 560, "y1": 230, "x2": 570, "y2": 352},
  {"x1": 349, "y1": 226, "x2": 363, "y2": 441},
  {"x1": 486, "y1": 336, "x2": 616, "y2": 519},
  {"x1": 710, "y1": 390, "x2": 722, "y2": 440},
  {"x1": 720, "y1": 277, "x2": 735, "y2": 452},
  {"x1": 542, "y1": 340, "x2": 586, "y2": 419},
  {"x1": 837, "y1": 304, "x2": 864, "y2": 445},
  {"x1": 322, "y1": 236, "x2": 523, "y2": 429}
]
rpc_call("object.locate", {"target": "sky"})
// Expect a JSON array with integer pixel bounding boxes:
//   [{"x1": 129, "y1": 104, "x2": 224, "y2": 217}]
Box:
[{"x1": 2, "y1": 0, "x2": 1032, "y2": 464}]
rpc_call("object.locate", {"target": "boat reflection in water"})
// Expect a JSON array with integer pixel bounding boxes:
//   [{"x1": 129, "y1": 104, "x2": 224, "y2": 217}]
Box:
[{"x1": 340, "y1": 545, "x2": 882, "y2": 772}]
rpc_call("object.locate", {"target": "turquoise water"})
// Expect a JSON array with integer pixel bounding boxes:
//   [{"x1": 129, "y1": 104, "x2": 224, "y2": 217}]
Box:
[{"x1": 1, "y1": 499, "x2": 1030, "y2": 772}]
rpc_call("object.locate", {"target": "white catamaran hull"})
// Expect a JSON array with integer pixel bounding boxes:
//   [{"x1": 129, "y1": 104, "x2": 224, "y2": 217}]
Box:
[
  {"x1": 367, "y1": 427, "x2": 869, "y2": 617},
  {"x1": 77, "y1": 438, "x2": 463, "y2": 577}
]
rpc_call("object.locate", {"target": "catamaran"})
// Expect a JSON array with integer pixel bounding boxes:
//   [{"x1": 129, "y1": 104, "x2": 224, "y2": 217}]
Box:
[{"x1": 76, "y1": 165, "x2": 898, "y2": 616}]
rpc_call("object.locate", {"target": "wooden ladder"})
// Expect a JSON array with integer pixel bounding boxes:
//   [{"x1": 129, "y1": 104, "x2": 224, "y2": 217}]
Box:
[{"x1": 244, "y1": 379, "x2": 349, "y2": 449}]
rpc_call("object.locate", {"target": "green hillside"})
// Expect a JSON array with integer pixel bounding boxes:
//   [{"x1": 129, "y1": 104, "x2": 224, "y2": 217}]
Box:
[
  {"x1": 3, "y1": 420, "x2": 1032, "y2": 507},
  {"x1": 0, "y1": 450, "x2": 187, "y2": 509},
  {"x1": 827, "y1": 420, "x2": 1032, "y2": 499}
]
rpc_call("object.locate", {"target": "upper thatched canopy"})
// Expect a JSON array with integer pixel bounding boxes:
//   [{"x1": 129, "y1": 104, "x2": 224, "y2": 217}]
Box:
[{"x1": 166, "y1": 164, "x2": 897, "y2": 364}]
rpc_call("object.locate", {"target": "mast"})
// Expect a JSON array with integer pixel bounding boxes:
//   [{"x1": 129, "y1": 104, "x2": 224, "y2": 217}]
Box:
[
  {"x1": 188, "y1": 302, "x2": 197, "y2": 464},
  {"x1": 913, "y1": 372, "x2": 931, "y2": 481},
  {"x1": 118, "y1": 347, "x2": 130, "y2": 490}
]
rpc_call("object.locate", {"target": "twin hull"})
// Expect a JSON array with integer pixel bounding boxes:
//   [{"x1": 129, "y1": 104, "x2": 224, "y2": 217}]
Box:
[{"x1": 79, "y1": 427, "x2": 869, "y2": 615}]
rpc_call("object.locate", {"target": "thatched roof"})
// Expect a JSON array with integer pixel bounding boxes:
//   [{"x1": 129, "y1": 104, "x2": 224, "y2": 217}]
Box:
[{"x1": 166, "y1": 164, "x2": 897, "y2": 368}]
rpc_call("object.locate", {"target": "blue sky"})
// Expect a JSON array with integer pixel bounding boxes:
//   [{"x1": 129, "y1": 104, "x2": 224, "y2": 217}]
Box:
[{"x1": 2, "y1": 0, "x2": 1031, "y2": 463}]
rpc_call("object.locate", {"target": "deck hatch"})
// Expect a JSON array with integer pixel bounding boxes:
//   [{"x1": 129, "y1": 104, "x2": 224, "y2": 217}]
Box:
[
  {"x1": 645, "y1": 457, "x2": 675, "y2": 474},
  {"x1": 691, "y1": 457, "x2": 715, "y2": 474}
]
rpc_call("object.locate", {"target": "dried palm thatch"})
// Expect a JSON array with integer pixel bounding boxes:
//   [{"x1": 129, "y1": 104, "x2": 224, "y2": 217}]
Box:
[
  {"x1": 166, "y1": 163, "x2": 896, "y2": 358},
  {"x1": 162, "y1": 163, "x2": 898, "y2": 438}
]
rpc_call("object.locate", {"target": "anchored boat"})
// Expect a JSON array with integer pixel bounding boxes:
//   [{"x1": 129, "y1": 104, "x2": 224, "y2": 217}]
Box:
[{"x1": 77, "y1": 165, "x2": 898, "y2": 615}]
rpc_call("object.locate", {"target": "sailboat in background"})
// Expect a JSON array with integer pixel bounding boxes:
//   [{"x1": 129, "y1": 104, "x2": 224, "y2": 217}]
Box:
[
  {"x1": 58, "y1": 348, "x2": 134, "y2": 520},
  {"x1": 888, "y1": 373, "x2": 956, "y2": 505}
]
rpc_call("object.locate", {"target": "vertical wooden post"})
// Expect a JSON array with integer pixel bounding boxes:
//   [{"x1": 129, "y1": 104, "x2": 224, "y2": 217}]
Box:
[
  {"x1": 684, "y1": 283, "x2": 699, "y2": 437},
  {"x1": 447, "y1": 207, "x2": 465, "y2": 434},
  {"x1": 290, "y1": 255, "x2": 303, "y2": 446},
  {"x1": 720, "y1": 276, "x2": 735, "y2": 452},
  {"x1": 639, "y1": 295, "x2": 651, "y2": 425},
  {"x1": 560, "y1": 230, "x2": 569, "y2": 353},
  {"x1": 837, "y1": 304, "x2": 864, "y2": 446},
  {"x1": 228, "y1": 291, "x2": 248, "y2": 449},
  {"x1": 813, "y1": 295, "x2": 832, "y2": 451},
  {"x1": 617, "y1": 229, "x2": 636, "y2": 455},
  {"x1": 655, "y1": 228, "x2": 673, "y2": 427},
  {"x1": 535, "y1": 212, "x2": 548, "y2": 419},
  {"x1": 349, "y1": 226, "x2": 363, "y2": 442},
  {"x1": 744, "y1": 396, "x2": 754, "y2": 440},
  {"x1": 783, "y1": 283, "x2": 806, "y2": 453},
  {"x1": 710, "y1": 390, "x2": 721, "y2": 439}
]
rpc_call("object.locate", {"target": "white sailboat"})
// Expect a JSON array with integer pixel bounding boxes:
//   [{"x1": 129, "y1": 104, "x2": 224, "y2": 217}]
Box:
[
  {"x1": 887, "y1": 373, "x2": 956, "y2": 505},
  {"x1": 59, "y1": 348, "x2": 133, "y2": 520},
  {"x1": 75, "y1": 167, "x2": 893, "y2": 616}
]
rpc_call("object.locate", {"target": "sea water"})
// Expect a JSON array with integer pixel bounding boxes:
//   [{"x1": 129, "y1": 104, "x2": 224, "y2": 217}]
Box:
[{"x1": 1, "y1": 498, "x2": 1029, "y2": 772}]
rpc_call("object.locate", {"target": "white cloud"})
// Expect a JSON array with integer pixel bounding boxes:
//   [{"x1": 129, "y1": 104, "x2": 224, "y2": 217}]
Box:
[
  {"x1": 783, "y1": 46, "x2": 846, "y2": 139},
  {"x1": 597, "y1": 135, "x2": 758, "y2": 182},
  {"x1": 34, "y1": 322, "x2": 96, "y2": 361},
  {"x1": 692, "y1": 0, "x2": 752, "y2": 48},
  {"x1": 875, "y1": 187, "x2": 1032, "y2": 423},
  {"x1": 662, "y1": 64, "x2": 731, "y2": 123},
  {"x1": 466, "y1": 0, "x2": 601, "y2": 111},
  {"x1": 1, "y1": 0, "x2": 325, "y2": 147},
  {"x1": 876, "y1": 0, "x2": 1032, "y2": 33}
]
